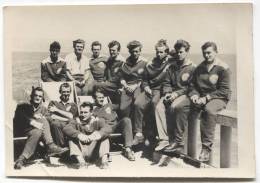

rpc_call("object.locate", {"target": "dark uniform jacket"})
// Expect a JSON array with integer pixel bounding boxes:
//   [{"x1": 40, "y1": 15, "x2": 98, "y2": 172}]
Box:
[
  {"x1": 143, "y1": 56, "x2": 173, "y2": 91},
  {"x1": 104, "y1": 55, "x2": 125, "y2": 84},
  {"x1": 188, "y1": 58, "x2": 231, "y2": 101},
  {"x1": 118, "y1": 56, "x2": 147, "y2": 85},
  {"x1": 89, "y1": 55, "x2": 108, "y2": 82},
  {"x1": 41, "y1": 57, "x2": 67, "y2": 82},
  {"x1": 163, "y1": 59, "x2": 196, "y2": 96}
]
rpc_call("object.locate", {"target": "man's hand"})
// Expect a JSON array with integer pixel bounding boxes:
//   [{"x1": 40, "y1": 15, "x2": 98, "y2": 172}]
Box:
[
  {"x1": 49, "y1": 105, "x2": 59, "y2": 113},
  {"x1": 30, "y1": 119, "x2": 43, "y2": 130},
  {"x1": 190, "y1": 95, "x2": 199, "y2": 104},
  {"x1": 144, "y1": 86, "x2": 152, "y2": 96},
  {"x1": 80, "y1": 80, "x2": 86, "y2": 88},
  {"x1": 197, "y1": 97, "x2": 207, "y2": 105},
  {"x1": 77, "y1": 133, "x2": 90, "y2": 143},
  {"x1": 169, "y1": 92, "x2": 178, "y2": 102},
  {"x1": 34, "y1": 113, "x2": 43, "y2": 119}
]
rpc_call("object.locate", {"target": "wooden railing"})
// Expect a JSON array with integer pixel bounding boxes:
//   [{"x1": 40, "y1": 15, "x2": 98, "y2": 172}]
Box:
[{"x1": 187, "y1": 109, "x2": 237, "y2": 168}]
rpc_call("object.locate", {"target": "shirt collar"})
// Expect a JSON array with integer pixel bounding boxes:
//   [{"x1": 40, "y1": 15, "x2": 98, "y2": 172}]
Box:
[
  {"x1": 181, "y1": 58, "x2": 192, "y2": 67},
  {"x1": 46, "y1": 56, "x2": 63, "y2": 63},
  {"x1": 203, "y1": 57, "x2": 220, "y2": 72}
]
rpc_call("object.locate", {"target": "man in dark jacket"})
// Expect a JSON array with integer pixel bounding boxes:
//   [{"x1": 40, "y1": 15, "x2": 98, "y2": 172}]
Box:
[{"x1": 188, "y1": 42, "x2": 231, "y2": 161}]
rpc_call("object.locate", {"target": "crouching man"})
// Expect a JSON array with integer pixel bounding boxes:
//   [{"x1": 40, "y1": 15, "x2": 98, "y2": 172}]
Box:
[
  {"x1": 63, "y1": 102, "x2": 110, "y2": 169},
  {"x1": 13, "y1": 87, "x2": 68, "y2": 169}
]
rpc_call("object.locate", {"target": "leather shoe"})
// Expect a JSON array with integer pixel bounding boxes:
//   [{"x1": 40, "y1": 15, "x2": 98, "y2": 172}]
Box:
[
  {"x1": 163, "y1": 142, "x2": 184, "y2": 153},
  {"x1": 133, "y1": 134, "x2": 144, "y2": 146},
  {"x1": 198, "y1": 148, "x2": 210, "y2": 162},
  {"x1": 14, "y1": 156, "x2": 26, "y2": 169},
  {"x1": 123, "y1": 148, "x2": 135, "y2": 161}
]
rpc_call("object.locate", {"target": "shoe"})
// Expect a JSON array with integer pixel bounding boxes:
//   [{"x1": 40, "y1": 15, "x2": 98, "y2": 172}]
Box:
[
  {"x1": 71, "y1": 162, "x2": 88, "y2": 169},
  {"x1": 133, "y1": 134, "x2": 144, "y2": 146},
  {"x1": 163, "y1": 142, "x2": 184, "y2": 153},
  {"x1": 155, "y1": 140, "x2": 169, "y2": 151},
  {"x1": 123, "y1": 148, "x2": 135, "y2": 161},
  {"x1": 14, "y1": 156, "x2": 26, "y2": 169},
  {"x1": 198, "y1": 148, "x2": 210, "y2": 162},
  {"x1": 47, "y1": 143, "x2": 69, "y2": 157}
]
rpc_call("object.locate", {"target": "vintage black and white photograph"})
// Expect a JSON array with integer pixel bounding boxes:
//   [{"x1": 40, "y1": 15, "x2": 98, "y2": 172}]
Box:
[{"x1": 4, "y1": 3, "x2": 255, "y2": 178}]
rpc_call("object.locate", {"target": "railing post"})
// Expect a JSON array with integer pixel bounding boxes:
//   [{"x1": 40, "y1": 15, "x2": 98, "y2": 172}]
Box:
[
  {"x1": 188, "y1": 116, "x2": 199, "y2": 159},
  {"x1": 220, "y1": 125, "x2": 232, "y2": 168}
]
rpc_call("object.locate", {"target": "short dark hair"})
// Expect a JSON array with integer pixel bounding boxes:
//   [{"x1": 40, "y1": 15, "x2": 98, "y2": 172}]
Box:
[
  {"x1": 80, "y1": 102, "x2": 93, "y2": 111},
  {"x1": 91, "y1": 41, "x2": 102, "y2": 49},
  {"x1": 50, "y1": 41, "x2": 61, "y2": 51},
  {"x1": 155, "y1": 39, "x2": 169, "y2": 53},
  {"x1": 73, "y1": 39, "x2": 85, "y2": 48},
  {"x1": 108, "y1": 40, "x2": 121, "y2": 51},
  {"x1": 92, "y1": 86, "x2": 105, "y2": 99},
  {"x1": 127, "y1": 40, "x2": 142, "y2": 51},
  {"x1": 59, "y1": 82, "x2": 71, "y2": 93},
  {"x1": 201, "y1": 41, "x2": 218, "y2": 53},
  {"x1": 174, "y1": 39, "x2": 191, "y2": 52},
  {"x1": 30, "y1": 86, "x2": 44, "y2": 102}
]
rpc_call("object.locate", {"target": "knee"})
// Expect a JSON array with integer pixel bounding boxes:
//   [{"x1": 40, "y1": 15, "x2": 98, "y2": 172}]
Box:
[
  {"x1": 204, "y1": 105, "x2": 217, "y2": 115},
  {"x1": 29, "y1": 128, "x2": 43, "y2": 137},
  {"x1": 121, "y1": 117, "x2": 131, "y2": 125}
]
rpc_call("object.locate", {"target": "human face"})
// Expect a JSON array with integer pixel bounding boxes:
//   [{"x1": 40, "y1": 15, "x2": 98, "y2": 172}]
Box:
[
  {"x1": 80, "y1": 106, "x2": 92, "y2": 121},
  {"x1": 92, "y1": 45, "x2": 101, "y2": 58},
  {"x1": 95, "y1": 92, "x2": 105, "y2": 106},
  {"x1": 202, "y1": 46, "x2": 217, "y2": 63},
  {"x1": 109, "y1": 45, "x2": 119, "y2": 58},
  {"x1": 156, "y1": 46, "x2": 168, "y2": 61},
  {"x1": 176, "y1": 47, "x2": 188, "y2": 62},
  {"x1": 32, "y1": 90, "x2": 44, "y2": 105},
  {"x1": 74, "y1": 43, "x2": 84, "y2": 55},
  {"x1": 129, "y1": 47, "x2": 141, "y2": 61},
  {"x1": 50, "y1": 49, "x2": 60, "y2": 60},
  {"x1": 60, "y1": 87, "x2": 71, "y2": 102}
]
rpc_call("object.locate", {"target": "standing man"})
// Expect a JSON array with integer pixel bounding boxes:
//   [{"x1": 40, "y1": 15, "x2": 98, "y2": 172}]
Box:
[
  {"x1": 65, "y1": 39, "x2": 92, "y2": 95},
  {"x1": 92, "y1": 87, "x2": 135, "y2": 161},
  {"x1": 13, "y1": 87, "x2": 68, "y2": 169},
  {"x1": 188, "y1": 42, "x2": 231, "y2": 161},
  {"x1": 95, "y1": 40, "x2": 125, "y2": 104},
  {"x1": 41, "y1": 41, "x2": 67, "y2": 82},
  {"x1": 155, "y1": 40, "x2": 196, "y2": 152},
  {"x1": 133, "y1": 39, "x2": 172, "y2": 145},
  {"x1": 47, "y1": 82, "x2": 78, "y2": 147},
  {"x1": 118, "y1": 40, "x2": 147, "y2": 120},
  {"x1": 89, "y1": 41, "x2": 108, "y2": 82},
  {"x1": 63, "y1": 102, "x2": 110, "y2": 169}
]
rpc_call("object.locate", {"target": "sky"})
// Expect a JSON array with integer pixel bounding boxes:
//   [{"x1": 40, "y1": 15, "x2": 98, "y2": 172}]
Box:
[{"x1": 4, "y1": 4, "x2": 238, "y2": 54}]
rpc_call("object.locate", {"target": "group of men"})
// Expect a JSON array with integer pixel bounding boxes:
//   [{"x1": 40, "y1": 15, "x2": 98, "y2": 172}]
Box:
[{"x1": 13, "y1": 38, "x2": 231, "y2": 170}]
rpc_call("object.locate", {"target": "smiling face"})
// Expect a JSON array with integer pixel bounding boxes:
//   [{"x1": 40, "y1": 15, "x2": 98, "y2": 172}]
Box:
[
  {"x1": 95, "y1": 91, "x2": 105, "y2": 106},
  {"x1": 60, "y1": 86, "x2": 71, "y2": 103},
  {"x1": 74, "y1": 43, "x2": 84, "y2": 56},
  {"x1": 109, "y1": 45, "x2": 120, "y2": 59},
  {"x1": 32, "y1": 90, "x2": 44, "y2": 105},
  {"x1": 80, "y1": 106, "x2": 92, "y2": 121},
  {"x1": 129, "y1": 46, "x2": 141, "y2": 61},
  {"x1": 156, "y1": 46, "x2": 168, "y2": 61},
  {"x1": 202, "y1": 46, "x2": 217, "y2": 63}
]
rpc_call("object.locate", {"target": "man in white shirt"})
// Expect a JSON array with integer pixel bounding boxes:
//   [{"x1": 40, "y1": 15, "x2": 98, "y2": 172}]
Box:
[{"x1": 65, "y1": 39, "x2": 93, "y2": 95}]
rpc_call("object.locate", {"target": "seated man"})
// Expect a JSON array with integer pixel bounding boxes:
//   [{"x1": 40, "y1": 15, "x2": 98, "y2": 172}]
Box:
[
  {"x1": 63, "y1": 102, "x2": 110, "y2": 169},
  {"x1": 65, "y1": 39, "x2": 92, "y2": 95},
  {"x1": 13, "y1": 87, "x2": 68, "y2": 169},
  {"x1": 41, "y1": 41, "x2": 67, "y2": 82},
  {"x1": 92, "y1": 87, "x2": 135, "y2": 161},
  {"x1": 188, "y1": 42, "x2": 231, "y2": 161},
  {"x1": 47, "y1": 82, "x2": 78, "y2": 147},
  {"x1": 155, "y1": 39, "x2": 196, "y2": 152}
]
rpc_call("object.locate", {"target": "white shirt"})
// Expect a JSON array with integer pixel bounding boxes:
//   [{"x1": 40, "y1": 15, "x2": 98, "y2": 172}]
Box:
[{"x1": 65, "y1": 52, "x2": 90, "y2": 75}]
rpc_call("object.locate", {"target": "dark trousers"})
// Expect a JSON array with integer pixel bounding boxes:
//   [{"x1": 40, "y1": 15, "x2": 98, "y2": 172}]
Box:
[
  {"x1": 191, "y1": 99, "x2": 227, "y2": 150},
  {"x1": 113, "y1": 117, "x2": 133, "y2": 147},
  {"x1": 50, "y1": 119, "x2": 75, "y2": 147},
  {"x1": 166, "y1": 95, "x2": 191, "y2": 145},
  {"x1": 133, "y1": 90, "x2": 160, "y2": 135}
]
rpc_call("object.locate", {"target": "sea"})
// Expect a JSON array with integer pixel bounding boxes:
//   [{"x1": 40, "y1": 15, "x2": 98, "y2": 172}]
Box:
[{"x1": 12, "y1": 52, "x2": 237, "y2": 110}]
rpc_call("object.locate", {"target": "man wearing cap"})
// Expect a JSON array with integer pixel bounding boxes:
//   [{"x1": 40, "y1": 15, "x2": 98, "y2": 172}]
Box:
[
  {"x1": 65, "y1": 39, "x2": 92, "y2": 95},
  {"x1": 155, "y1": 40, "x2": 196, "y2": 152},
  {"x1": 95, "y1": 40, "x2": 125, "y2": 105},
  {"x1": 132, "y1": 39, "x2": 173, "y2": 146},
  {"x1": 41, "y1": 41, "x2": 67, "y2": 82},
  {"x1": 188, "y1": 41, "x2": 231, "y2": 161}
]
